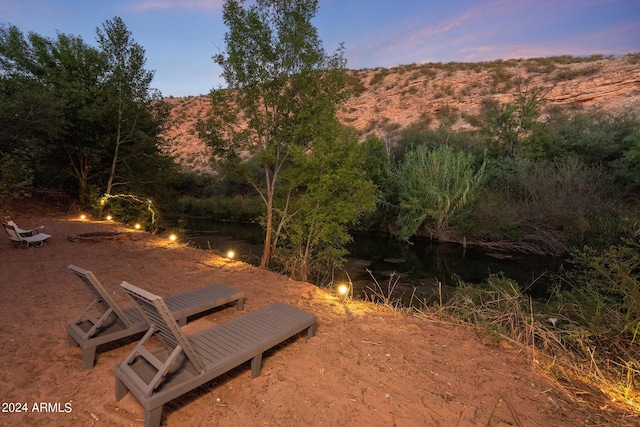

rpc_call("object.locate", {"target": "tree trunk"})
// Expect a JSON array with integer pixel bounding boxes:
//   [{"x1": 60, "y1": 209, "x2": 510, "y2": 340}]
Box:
[
  {"x1": 261, "y1": 202, "x2": 273, "y2": 268},
  {"x1": 260, "y1": 167, "x2": 275, "y2": 269}
]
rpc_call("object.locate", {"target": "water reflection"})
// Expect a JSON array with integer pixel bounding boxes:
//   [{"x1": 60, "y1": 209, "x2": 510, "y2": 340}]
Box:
[{"x1": 185, "y1": 220, "x2": 565, "y2": 304}]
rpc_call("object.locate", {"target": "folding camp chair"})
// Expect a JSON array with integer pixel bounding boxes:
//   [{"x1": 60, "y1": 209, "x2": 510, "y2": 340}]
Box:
[
  {"x1": 3, "y1": 223, "x2": 51, "y2": 247},
  {"x1": 3, "y1": 215, "x2": 44, "y2": 236}
]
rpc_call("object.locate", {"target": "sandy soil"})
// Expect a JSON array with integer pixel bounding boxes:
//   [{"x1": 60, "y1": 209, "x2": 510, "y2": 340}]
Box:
[{"x1": 1, "y1": 206, "x2": 637, "y2": 427}]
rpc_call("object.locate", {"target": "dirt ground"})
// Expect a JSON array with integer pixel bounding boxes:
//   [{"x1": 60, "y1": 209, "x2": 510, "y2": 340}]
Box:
[{"x1": 1, "y1": 205, "x2": 638, "y2": 426}]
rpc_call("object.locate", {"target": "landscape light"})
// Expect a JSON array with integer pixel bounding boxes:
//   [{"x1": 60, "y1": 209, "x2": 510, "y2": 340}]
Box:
[
  {"x1": 106, "y1": 215, "x2": 112, "y2": 221},
  {"x1": 338, "y1": 284, "x2": 349, "y2": 298},
  {"x1": 134, "y1": 223, "x2": 141, "y2": 230},
  {"x1": 80, "y1": 214, "x2": 86, "y2": 220},
  {"x1": 169, "y1": 234, "x2": 177, "y2": 242},
  {"x1": 226, "y1": 250, "x2": 235, "y2": 259}
]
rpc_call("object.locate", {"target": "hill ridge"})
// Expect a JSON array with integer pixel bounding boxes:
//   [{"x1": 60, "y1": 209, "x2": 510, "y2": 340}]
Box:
[{"x1": 163, "y1": 54, "x2": 640, "y2": 171}]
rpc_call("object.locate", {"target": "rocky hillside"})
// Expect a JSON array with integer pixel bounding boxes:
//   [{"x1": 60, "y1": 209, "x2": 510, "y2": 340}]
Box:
[{"x1": 163, "y1": 54, "x2": 640, "y2": 171}]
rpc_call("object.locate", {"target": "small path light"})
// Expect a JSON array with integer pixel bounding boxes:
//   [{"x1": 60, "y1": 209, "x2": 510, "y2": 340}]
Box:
[
  {"x1": 134, "y1": 223, "x2": 141, "y2": 230},
  {"x1": 338, "y1": 283, "x2": 350, "y2": 301},
  {"x1": 80, "y1": 214, "x2": 87, "y2": 220},
  {"x1": 226, "y1": 250, "x2": 236, "y2": 260},
  {"x1": 169, "y1": 234, "x2": 177, "y2": 242},
  {"x1": 106, "y1": 215, "x2": 113, "y2": 221}
]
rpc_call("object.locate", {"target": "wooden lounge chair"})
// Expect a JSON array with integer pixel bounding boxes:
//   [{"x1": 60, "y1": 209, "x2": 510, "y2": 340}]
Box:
[
  {"x1": 115, "y1": 281, "x2": 317, "y2": 427},
  {"x1": 3, "y1": 223, "x2": 51, "y2": 247},
  {"x1": 66, "y1": 265, "x2": 244, "y2": 370}
]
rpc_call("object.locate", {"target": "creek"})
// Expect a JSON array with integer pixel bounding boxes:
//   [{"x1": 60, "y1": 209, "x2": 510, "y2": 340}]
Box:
[{"x1": 184, "y1": 219, "x2": 566, "y2": 305}]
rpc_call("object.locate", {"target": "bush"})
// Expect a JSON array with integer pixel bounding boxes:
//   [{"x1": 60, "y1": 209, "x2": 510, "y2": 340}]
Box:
[
  {"x1": 543, "y1": 242, "x2": 640, "y2": 408},
  {"x1": 431, "y1": 244, "x2": 640, "y2": 410},
  {"x1": 469, "y1": 156, "x2": 620, "y2": 251},
  {"x1": 0, "y1": 151, "x2": 33, "y2": 205},
  {"x1": 176, "y1": 194, "x2": 263, "y2": 221}
]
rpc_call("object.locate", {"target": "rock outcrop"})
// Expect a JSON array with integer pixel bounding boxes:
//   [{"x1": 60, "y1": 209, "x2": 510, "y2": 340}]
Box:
[{"x1": 163, "y1": 54, "x2": 640, "y2": 171}]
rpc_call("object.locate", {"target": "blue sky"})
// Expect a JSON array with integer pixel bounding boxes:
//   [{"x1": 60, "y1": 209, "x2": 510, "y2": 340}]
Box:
[{"x1": 2, "y1": 0, "x2": 639, "y2": 97}]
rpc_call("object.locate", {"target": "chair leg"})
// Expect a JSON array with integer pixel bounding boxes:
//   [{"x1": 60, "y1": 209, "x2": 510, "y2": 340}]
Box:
[
  {"x1": 307, "y1": 324, "x2": 317, "y2": 338},
  {"x1": 67, "y1": 334, "x2": 79, "y2": 347},
  {"x1": 115, "y1": 373, "x2": 129, "y2": 401},
  {"x1": 250, "y1": 353, "x2": 263, "y2": 378},
  {"x1": 81, "y1": 346, "x2": 97, "y2": 371},
  {"x1": 235, "y1": 298, "x2": 244, "y2": 311},
  {"x1": 146, "y1": 405, "x2": 163, "y2": 427}
]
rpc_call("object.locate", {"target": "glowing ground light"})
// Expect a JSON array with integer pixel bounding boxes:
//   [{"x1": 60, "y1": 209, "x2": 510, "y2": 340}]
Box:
[
  {"x1": 80, "y1": 214, "x2": 86, "y2": 220},
  {"x1": 134, "y1": 223, "x2": 141, "y2": 230},
  {"x1": 338, "y1": 284, "x2": 349, "y2": 296},
  {"x1": 226, "y1": 250, "x2": 235, "y2": 259},
  {"x1": 169, "y1": 234, "x2": 177, "y2": 242},
  {"x1": 106, "y1": 215, "x2": 112, "y2": 221}
]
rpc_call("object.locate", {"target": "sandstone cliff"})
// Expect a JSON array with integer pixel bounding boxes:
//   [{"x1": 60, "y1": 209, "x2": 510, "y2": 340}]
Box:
[{"x1": 163, "y1": 54, "x2": 640, "y2": 171}]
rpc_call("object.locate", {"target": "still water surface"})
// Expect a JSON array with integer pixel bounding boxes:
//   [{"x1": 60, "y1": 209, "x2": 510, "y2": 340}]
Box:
[{"x1": 185, "y1": 219, "x2": 565, "y2": 304}]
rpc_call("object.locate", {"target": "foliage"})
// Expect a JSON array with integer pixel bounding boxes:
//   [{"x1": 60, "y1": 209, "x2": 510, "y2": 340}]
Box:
[
  {"x1": 390, "y1": 145, "x2": 486, "y2": 241},
  {"x1": 621, "y1": 127, "x2": 640, "y2": 189},
  {"x1": 379, "y1": 105, "x2": 639, "y2": 253},
  {"x1": 442, "y1": 274, "x2": 525, "y2": 345},
  {"x1": 0, "y1": 25, "x2": 107, "y2": 203},
  {"x1": 96, "y1": 17, "x2": 169, "y2": 202},
  {"x1": 468, "y1": 155, "x2": 621, "y2": 252},
  {"x1": 481, "y1": 80, "x2": 548, "y2": 156},
  {"x1": 176, "y1": 194, "x2": 264, "y2": 221},
  {"x1": 394, "y1": 119, "x2": 487, "y2": 162},
  {"x1": 197, "y1": 0, "x2": 347, "y2": 268},
  {"x1": 358, "y1": 134, "x2": 389, "y2": 186},
  {"x1": 0, "y1": 150, "x2": 33, "y2": 204},
  {"x1": 560, "y1": 244, "x2": 640, "y2": 335},
  {"x1": 544, "y1": 243, "x2": 640, "y2": 408},
  {"x1": 432, "y1": 254, "x2": 640, "y2": 410},
  {"x1": 276, "y1": 126, "x2": 378, "y2": 282},
  {"x1": 526, "y1": 110, "x2": 638, "y2": 160},
  {"x1": 0, "y1": 20, "x2": 176, "y2": 214}
]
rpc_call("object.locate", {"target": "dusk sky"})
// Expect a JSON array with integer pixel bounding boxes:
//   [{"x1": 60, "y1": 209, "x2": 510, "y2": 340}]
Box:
[{"x1": 2, "y1": 0, "x2": 639, "y2": 97}]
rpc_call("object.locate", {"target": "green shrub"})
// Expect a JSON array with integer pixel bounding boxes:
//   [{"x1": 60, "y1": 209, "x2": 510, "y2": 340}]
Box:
[
  {"x1": 544, "y1": 242, "x2": 640, "y2": 405},
  {"x1": 369, "y1": 70, "x2": 388, "y2": 86},
  {"x1": 554, "y1": 64, "x2": 602, "y2": 81}
]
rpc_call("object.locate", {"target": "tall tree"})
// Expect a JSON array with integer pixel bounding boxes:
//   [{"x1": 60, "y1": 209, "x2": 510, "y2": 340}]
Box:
[
  {"x1": 96, "y1": 17, "x2": 166, "y2": 202},
  {"x1": 0, "y1": 28, "x2": 109, "y2": 205},
  {"x1": 0, "y1": 21, "x2": 174, "y2": 212},
  {"x1": 198, "y1": 0, "x2": 347, "y2": 268}
]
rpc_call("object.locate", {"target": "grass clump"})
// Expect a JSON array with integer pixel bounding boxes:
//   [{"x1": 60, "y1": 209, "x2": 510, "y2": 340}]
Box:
[{"x1": 419, "y1": 240, "x2": 640, "y2": 414}]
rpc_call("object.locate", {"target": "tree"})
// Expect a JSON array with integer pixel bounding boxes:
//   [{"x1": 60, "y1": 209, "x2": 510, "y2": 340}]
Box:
[
  {"x1": 198, "y1": 0, "x2": 347, "y2": 268},
  {"x1": 0, "y1": 21, "x2": 175, "y2": 215},
  {"x1": 0, "y1": 24, "x2": 112, "y2": 205},
  {"x1": 279, "y1": 126, "x2": 377, "y2": 282},
  {"x1": 0, "y1": 25, "x2": 66, "y2": 201},
  {"x1": 96, "y1": 17, "x2": 167, "y2": 203},
  {"x1": 392, "y1": 145, "x2": 486, "y2": 241},
  {"x1": 482, "y1": 79, "x2": 549, "y2": 157}
]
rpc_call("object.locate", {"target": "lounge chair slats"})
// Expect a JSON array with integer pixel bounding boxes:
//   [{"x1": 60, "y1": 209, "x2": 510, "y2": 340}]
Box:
[
  {"x1": 66, "y1": 265, "x2": 244, "y2": 370},
  {"x1": 116, "y1": 281, "x2": 317, "y2": 427}
]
